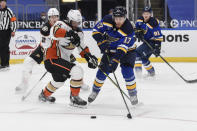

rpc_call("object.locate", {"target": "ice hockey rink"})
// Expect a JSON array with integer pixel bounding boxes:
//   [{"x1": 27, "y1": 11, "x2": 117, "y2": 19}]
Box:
[{"x1": 0, "y1": 62, "x2": 197, "y2": 131}]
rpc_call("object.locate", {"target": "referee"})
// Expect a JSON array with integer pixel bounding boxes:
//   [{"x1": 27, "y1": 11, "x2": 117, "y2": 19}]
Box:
[{"x1": 0, "y1": 0, "x2": 16, "y2": 70}]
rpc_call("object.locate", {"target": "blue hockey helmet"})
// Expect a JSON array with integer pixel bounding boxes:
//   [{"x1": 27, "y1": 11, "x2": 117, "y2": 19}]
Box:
[{"x1": 143, "y1": 6, "x2": 152, "y2": 13}]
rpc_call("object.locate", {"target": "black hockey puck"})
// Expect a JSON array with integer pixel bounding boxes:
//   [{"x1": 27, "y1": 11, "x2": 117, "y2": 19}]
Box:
[
  {"x1": 127, "y1": 113, "x2": 132, "y2": 119},
  {"x1": 90, "y1": 116, "x2": 97, "y2": 119}
]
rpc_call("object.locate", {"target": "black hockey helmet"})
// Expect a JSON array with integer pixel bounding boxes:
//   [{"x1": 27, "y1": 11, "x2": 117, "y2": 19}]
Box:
[
  {"x1": 113, "y1": 6, "x2": 127, "y2": 17},
  {"x1": 143, "y1": 6, "x2": 152, "y2": 13}
]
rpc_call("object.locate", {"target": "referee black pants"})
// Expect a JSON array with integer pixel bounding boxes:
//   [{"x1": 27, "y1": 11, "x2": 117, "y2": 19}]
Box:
[{"x1": 0, "y1": 30, "x2": 11, "y2": 66}]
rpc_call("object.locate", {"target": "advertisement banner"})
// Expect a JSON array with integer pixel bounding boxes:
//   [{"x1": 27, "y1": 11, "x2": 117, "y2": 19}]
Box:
[
  {"x1": 9, "y1": 30, "x2": 197, "y2": 62},
  {"x1": 10, "y1": 31, "x2": 41, "y2": 60}
]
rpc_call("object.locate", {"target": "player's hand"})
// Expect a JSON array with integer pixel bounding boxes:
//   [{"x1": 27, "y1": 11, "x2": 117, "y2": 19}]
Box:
[
  {"x1": 108, "y1": 58, "x2": 119, "y2": 73},
  {"x1": 153, "y1": 43, "x2": 161, "y2": 57},
  {"x1": 134, "y1": 28, "x2": 144, "y2": 40},
  {"x1": 66, "y1": 30, "x2": 80, "y2": 46},
  {"x1": 84, "y1": 53, "x2": 98, "y2": 69}
]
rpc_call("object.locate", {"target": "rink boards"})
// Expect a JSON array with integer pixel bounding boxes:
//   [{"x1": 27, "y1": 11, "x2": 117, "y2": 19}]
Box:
[{"x1": 9, "y1": 29, "x2": 197, "y2": 64}]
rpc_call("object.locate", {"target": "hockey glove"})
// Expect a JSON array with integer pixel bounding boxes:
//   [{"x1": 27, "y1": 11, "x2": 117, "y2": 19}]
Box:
[
  {"x1": 84, "y1": 53, "x2": 98, "y2": 69},
  {"x1": 66, "y1": 30, "x2": 80, "y2": 47},
  {"x1": 153, "y1": 43, "x2": 161, "y2": 57},
  {"x1": 134, "y1": 28, "x2": 145, "y2": 40},
  {"x1": 108, "y1": 58, "x2": 119, "y2": 73}
]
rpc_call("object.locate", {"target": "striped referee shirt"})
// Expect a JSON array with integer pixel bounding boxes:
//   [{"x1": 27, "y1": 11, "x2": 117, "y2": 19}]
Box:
[{"x1": 0, "y1": 6, "x2": 17, "y2": 32}]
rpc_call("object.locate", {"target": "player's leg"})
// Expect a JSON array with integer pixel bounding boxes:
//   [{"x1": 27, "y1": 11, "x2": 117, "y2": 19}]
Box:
[
  {"x1": 142, "y1": 58, "x2": 155, "y2": 76},
  {"x1": 88, "y1": 54, "x2": 109, "y2": 103},
  {"x1": 135, "y1": 53, "x2": 143, "y2": 78},
  {"x1": 16, "y1": 45, "x2": 44, "y2": 93},
  {"x1": 39, "y1": 73, "x2": 65, "y2": 103},
  {"x1": 135, "y1": 44, "x2": 146, "y2": 77},
  {"x1": 71, "y1": 54, "x2": 90, "y2": 91},
  {"x1": 0, "y1": 31, "x2": 11, "y2": 70},
  {"x1": 41, "y1": 58, "x2": 87, "y2": 106},
  {"x1": 136, "y1": 43, "x2": 155, "y2": 76},
  {"x1": 120, "y1": 51, "x2": 138, "y2": 105},
  {"x1": 69, "y1": 65, "x2": 87, "y2": 107}
]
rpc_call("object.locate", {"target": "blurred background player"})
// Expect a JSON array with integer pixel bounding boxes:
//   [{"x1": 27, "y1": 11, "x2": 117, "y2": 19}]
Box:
[
  {"x1": 15, "y1": 8, "x2": 60, "y2": 93},
  {"x1": 88, "y1": 6, "x2": 138, "y2": 105},
  {"x1": 38, "y1": 9, "x2": 97, "y2": 107},
  {"x1": 134, "y1": 6, "x2": 163, "y2": 77}
]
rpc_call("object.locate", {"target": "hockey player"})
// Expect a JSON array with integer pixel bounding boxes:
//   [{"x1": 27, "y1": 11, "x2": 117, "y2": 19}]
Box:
[
  {"x1": 134, "y1": 6, "x2": 163, "y2": 77},
  {"x1": 38, "y1": 9, "x2": 98, "y2": 107},
  {"x1": 15, "y1": 8, "x2": 89, "y2": 93},
  {"x1": 15, "y1": 8, "x2": 59, "y2": 93},
  {"x1": 88, "y1": 6, "x2": 138, "y2": 105}
]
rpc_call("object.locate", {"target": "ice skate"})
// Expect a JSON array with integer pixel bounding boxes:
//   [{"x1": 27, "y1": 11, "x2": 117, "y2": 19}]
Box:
[
  {"x1": 38, "y1": 90, "x2": 56, "y2": 103},
  {"x1": 88, "y1": 91, "x2": 99, "y2": 103},
  {"x1": 69, "y1": 94, "x2": 87, "y2": 108},
  {"x1": 15, "y1": 83, "x2": 28, "y2": 94}
]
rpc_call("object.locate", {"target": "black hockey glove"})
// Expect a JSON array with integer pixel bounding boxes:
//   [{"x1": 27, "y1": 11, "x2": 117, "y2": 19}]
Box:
[
  {"x1": 84, "y1": 53, "x2": 98, "y2": 69},
  {"x1": 134, "y1": 28, "x2": 145, "y2": 40},
  {"x1": 108, "y1": 58, "x2": 119, "y2": 73},
  {"x1": 153, "y1": 43, "x2": 161, "y2": 57},
  {"x1": 66, "y1": 30, "x2": 80, "y2": 47}
]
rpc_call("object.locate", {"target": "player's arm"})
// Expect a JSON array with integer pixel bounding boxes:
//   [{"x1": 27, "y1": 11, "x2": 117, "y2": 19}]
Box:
[
  {"x1": 134, "y1": 18, "x2": 145, "y2": 40},
  {"x1": 150, "y1": 22, "x2": 163, "y2": 57},
  {"x1": 78, "y1": 31, "x2": 98, "y2": 69},
  {"x1": 40, "y1": 25, "x2": 51, "y2": 49},
  {"x1": 7, "y1": 8, "x2": 17, "y2": 33},
  {"x1": 92, "y1": 17, "x2": 113, "y2": 53}
]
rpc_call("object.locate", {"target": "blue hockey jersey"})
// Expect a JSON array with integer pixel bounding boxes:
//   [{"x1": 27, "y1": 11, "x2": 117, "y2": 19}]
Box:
[
  {"x1": 92, "y1": 15, "x2": 136, "y2": 56},
  {"x1": 135, "y1": 16, "x2": 163, "y2": 42}
]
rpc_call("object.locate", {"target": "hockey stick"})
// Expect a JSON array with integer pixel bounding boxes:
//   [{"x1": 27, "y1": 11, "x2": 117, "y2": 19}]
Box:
[
  {"x1": 142, "y1": 39, "x2": 197, "y2": 83},
  {"x1": 21, "y1": 71, "x2": 47, "y2": 101},
  {"x1": 106, "y1": 55, "x2": 132, "y2": 119},
  {"x1": 78, "y1": 45, "x2": 131, "y2": 100}
]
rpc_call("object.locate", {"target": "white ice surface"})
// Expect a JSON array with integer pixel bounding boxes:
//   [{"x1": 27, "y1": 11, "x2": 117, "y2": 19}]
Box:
[{"x1": 0, "y1": 63, "x2": 197, "y2": 131}]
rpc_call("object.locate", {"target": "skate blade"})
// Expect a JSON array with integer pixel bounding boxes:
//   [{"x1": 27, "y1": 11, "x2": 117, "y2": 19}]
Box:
[
  {"x1": 131, "y1": 102, "x2": 144, "y2": 109},
  {"x1": 69, "y1": 102, "x2": 87, "y2": 109},
  {"x1": 142, "y1": 74, "x2": 156, "y2": 80},
  {"x1": 15, "y1": 88, "x2": 27, "y2": 95},
  {"x1": 0, "y1": 68, "x2": 10, "y2": 72},
  {"x1": 38, "y1": 99, "x2": 55, "y2": 104}
]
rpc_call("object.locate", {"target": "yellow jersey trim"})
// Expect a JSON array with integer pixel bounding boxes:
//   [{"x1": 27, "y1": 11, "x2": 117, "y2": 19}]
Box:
[
  {"x1": 146, "y1": 23, "x2": 153, "y2": 29},
  {"x1": 137, "y1": 19, "x2": 143, "y2": 22},
  {"x1": 92, "y1": 31, "x2": 102, "y2": 36},
  {"x1": 118, "y1": 29, "x2": 127, "y2": 36},
  {"x1": 117, "y1": 47, "x2": 127, "y2": 53},
  {"x1": 103, "y1": 22, "x2": 113, "y2": 27}
]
